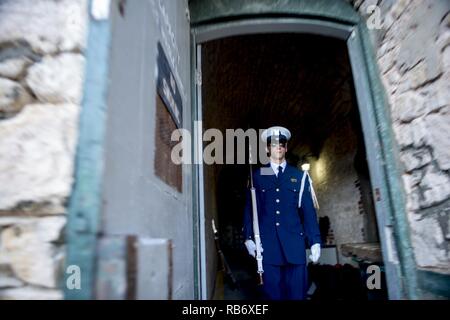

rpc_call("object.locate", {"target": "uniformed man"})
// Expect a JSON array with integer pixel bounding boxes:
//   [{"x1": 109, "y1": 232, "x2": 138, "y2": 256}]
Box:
[{"x1": 242, "y1": 126, "x2": 321, "y2": 300}]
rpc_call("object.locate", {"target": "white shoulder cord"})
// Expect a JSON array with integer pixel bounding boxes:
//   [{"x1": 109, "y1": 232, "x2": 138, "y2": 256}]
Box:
[{"x1": 298, "y1": 171, "x2": 320, "y2": 209}]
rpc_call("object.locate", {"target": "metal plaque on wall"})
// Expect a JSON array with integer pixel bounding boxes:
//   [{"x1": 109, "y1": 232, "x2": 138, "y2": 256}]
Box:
[{"x1": 156, "y1": 42, "x2": 182, "y2": 128}]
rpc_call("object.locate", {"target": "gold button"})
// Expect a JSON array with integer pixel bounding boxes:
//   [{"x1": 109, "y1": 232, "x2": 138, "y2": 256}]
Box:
[{"x1": 276, "y1": 223, "x2": 280, "y2": 226}]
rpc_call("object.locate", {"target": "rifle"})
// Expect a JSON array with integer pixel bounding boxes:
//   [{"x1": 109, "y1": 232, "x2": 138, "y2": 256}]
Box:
[
  {"x1": 249, "y1": 144, "x2": 264, "y2": 285},
  {"x1": 212, "y1": 219, "x2": 238, "y2": 290}
]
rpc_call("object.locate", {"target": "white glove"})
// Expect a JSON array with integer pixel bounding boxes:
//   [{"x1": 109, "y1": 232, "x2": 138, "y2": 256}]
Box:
[
  {"x1": 309, "y1": 243, "x2": 321, "y2": 263},
  {"x1": 244, "y1": 239, "x2": 263, "y2": 258}
]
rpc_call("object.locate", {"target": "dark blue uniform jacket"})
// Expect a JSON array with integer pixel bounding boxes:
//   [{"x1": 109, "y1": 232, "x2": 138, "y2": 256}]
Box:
[{"x1": 243, "y1": 163, "x2": 321, "y2": 265}]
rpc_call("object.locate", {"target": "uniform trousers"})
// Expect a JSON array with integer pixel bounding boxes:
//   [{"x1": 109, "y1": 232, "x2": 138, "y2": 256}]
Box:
[
  {"x1": 262, "y1": 263, "x2": 308, "y2": 300},
  {"x1": 261, "y1": 238, "x2": 308, "y2": 300}
]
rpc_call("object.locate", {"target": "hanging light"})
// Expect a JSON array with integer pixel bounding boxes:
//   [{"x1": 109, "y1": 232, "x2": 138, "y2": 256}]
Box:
[{"x1": 301, "y1": 163, "x2": 310, "y2": 171}]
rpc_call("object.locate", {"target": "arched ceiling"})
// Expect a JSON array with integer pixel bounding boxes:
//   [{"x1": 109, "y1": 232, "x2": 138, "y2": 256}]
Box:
[{"x1": 202, "y1": 33, "x2": 357, "y2": 158}]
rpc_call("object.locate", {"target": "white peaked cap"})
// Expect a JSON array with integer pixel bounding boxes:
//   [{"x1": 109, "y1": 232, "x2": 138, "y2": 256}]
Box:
[{"x1": 261, "y1": 126, "x2": 291, "y2": 142}]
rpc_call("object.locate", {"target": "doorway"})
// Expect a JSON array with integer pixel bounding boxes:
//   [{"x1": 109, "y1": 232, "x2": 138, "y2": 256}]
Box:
[
  {"x1": 199, "y1": 32, "x2": 387, "y2": 300},
  {"x1": 191, "y1": 15, "x2": 408, "y2": 300}
]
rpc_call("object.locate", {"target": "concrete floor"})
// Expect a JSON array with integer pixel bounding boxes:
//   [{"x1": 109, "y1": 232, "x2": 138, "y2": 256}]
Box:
[{"x1": 212, "y1": 252, "x2": 387, "y2": 300}]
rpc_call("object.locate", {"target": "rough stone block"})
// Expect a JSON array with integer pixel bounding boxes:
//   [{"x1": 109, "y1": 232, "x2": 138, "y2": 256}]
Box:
[
  {"x1": 0, "y1": 263, "x2": 24, "y2": 288},
  {"x1": 0, "y1": 286, "x2": 62, "y2": 300},
  {"x1": 26, "y1": 53, "x2": 85, "y2": 104},
  {"x1": 0, "y1": 58, "x2": 31, "y2": 80},
  {"x1": 400, "y1": 148, "x2": 432, "y2": 172},
  {"x1": 418, "y1": 60, "x2": 440, "y2": 89},
  {"x1": 393, "y1": 118, "x2": 427, "y2": 148},
  {"x1": 437, "y1": 29, "x2": 450, "y2": 53},
  {"x1": 442, "y1": 45, "x2": 450, "y2": 71},
  {"x1": 419, "y1": 165, "x2": 450, "y2": 208},
  {"x1": 381, "y1": 67, "x2": 400, "y2": 95},
  {"x1": 408, "y1": 212, "x2": 448, "y2": 268},
  {"x1": 390, "y1": 0, "x2": 411, "y2": 20},
  {"x1": 393, "y1": 91, "x2": 426, "y2": 122},
  {"x1": 0, "y1": 103, "x2": 79, "y2": 211},
  {"x1": 0, "y1": 78, "x2": 32, "y2": 116},
  {"x1": 402, "y1": 172, "x2": 421, "y2": 211},
  {"x1": 397, "y1": 0, "x2": 448, "y2": 84},
  {"x1": 0, "y1": 0, "x2": 88, "y2": 54},
  {"x1": 0, "y1": 217, "x2": 35, "y2": 227},
  {"x1": 0, "y1": 216, "x2": 66, "y2": 288},
  {"x1": 358, "y1": 0, "x2": 379, "y2": 18},
  {"x1": 378, "y1": 46, "x2": 398, "y2": 74},
  {"x1": 0, "y1": 276, "x2": 23, "y2": 289},
  {"x1": 424, "y1": 110, "x2": 450, "y2": 170}
]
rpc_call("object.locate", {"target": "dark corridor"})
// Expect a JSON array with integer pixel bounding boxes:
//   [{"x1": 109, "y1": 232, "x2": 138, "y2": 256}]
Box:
[{"x1": 201, "y1": 33, "x2": 387, "y2": 300}]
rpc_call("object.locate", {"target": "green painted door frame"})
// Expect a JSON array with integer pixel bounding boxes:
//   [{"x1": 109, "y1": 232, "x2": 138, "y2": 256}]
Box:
[
  {"x1": 189, "y1": 0, "x2": 419, "y2": 300},
  {"x1": 64, "y1": 0, "x2": 113, "y2": 299}
]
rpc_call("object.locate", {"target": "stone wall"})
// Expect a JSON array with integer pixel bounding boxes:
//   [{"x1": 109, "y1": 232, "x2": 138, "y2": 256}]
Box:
[
  {"x1": 352, "y1": 0, "x2": 450, "y2": 271},
  {"x1": 0, "y1": 0, "x2": 87, "y2": 299},
  {"x1": 309, "y1": 119, "x2": 366, "y2": 266}
]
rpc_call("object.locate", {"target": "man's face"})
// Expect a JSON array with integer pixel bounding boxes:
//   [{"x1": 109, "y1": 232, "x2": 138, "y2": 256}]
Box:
[{"x1": 268, "y1": 141, "x2": 287, "y2": 161}]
